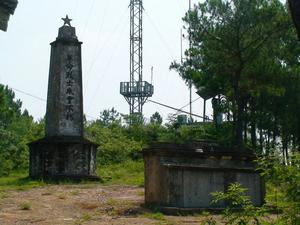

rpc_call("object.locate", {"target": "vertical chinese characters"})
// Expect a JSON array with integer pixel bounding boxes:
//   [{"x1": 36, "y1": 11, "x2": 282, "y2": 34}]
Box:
[{"x1": 65, "y1": 55, "x2": 75, "y2": 121}]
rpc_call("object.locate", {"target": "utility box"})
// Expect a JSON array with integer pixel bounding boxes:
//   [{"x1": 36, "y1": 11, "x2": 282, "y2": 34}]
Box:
[{"x1": 143, "y1": 142, "x2": 265, "y2": 212}]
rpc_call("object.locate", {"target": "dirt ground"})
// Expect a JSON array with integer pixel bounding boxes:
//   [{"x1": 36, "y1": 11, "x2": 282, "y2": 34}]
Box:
[{"x1": 0, "y1": 184, "x2": 223, "y2": 225}]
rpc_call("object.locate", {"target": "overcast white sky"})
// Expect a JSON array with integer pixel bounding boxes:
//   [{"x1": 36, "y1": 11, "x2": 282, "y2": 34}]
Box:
[{"x1": 0, "y1": 0, "x2": 212, "y2": 122}]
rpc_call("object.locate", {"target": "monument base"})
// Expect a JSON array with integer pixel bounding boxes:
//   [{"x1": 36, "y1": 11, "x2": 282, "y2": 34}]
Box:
[
  {"x1": 143, "y1": 142, "x2": 265, "y2": 210},
  {"x1": 28, "y1": 136, "x2": 99, "y2": 180}
]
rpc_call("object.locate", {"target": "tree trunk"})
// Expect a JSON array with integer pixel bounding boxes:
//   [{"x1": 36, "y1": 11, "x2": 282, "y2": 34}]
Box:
[
  {"x1": 250, "y1": 100, "x2": 257, "y2": 149},
  {"x1": 289, "y1": 0, "x2": 300, "y2": 40},
  {"x1": 244, "y1": 121, "x2": 247, "y2": 144},
  {"x1": 266, "y1": 129, "x2": 271, "y2": 155},
  {"x1": 233, "y1": 72, "x2": 243, "y2": 149},
  {"x1": 259, "y1": 126, "x2": 264, "y2": 154},
  {"x1": 272, "y1": 118, "x2": 277, "y2": 149},
  {"x1": 282, "y1": 136, "x2": 288, "y2": 165}
]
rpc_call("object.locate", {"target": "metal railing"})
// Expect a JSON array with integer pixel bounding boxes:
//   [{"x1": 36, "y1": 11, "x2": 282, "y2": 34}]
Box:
[{"x1": 120, "y1": 81, "x2": 154, "y2": 97}]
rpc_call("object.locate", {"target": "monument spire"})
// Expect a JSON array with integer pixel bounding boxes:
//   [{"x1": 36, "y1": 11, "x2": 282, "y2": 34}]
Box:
[
  {"x1": 46, "y1": 16, "x2": 82, "y2": 137},
  {"x1": 28, "y1": 16, "x2": 98, "y2": 180}
]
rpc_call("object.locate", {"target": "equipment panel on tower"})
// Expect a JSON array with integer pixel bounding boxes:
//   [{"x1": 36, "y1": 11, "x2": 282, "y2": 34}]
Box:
[{"x1": 120, "y1": 81, "x2": 154, "y2": 98}]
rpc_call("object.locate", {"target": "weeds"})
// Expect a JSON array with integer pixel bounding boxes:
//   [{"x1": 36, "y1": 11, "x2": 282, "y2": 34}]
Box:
[
  {"x1": 0, "y1": 191, "x2": 7, "y2": 199},
  {"x1": 70, "y1": 190, "x2": 80, "y2": 196},
  {"x1": 100, "y1": 160, "x2": 144, "y2": 186},
  {"x1": 211, "y1": 183, "x2": 267, "y2": 225},
  {"x1": 143, "y1": 212, "x2": 165, "y2": 221},
  {"x1": 57, "y1": 193, "x2": 66, "y2": 200},
  {"x1": 19, "y1": 202, "x2": 31, "y2": 210},
  {"x1": 106, "y1": 198, "x2": 119, "y2": 206},
  {"x1": 199, "y1": 211, "x2": 217, "y2": 225},
  {"x1": 0, "y1": 171, "x2": 46, "y2": 192},
  {"x1": 73, "y1": 212, "x2": 92, "y2": 225},
  {"x1": 137, "y1": 190, "x2": 144, "y2": 196},
  {"x1": 41, "y1": 188, "x2": 54, "y2": 196}
]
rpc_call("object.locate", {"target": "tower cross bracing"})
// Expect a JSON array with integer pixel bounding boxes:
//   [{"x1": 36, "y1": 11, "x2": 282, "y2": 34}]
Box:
[{"x1": 120, "y1": 0, "x2": 153, "y2": 116}]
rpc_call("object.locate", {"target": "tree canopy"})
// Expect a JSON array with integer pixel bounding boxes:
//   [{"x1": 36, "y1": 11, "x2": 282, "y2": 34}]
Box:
[{"x1": 171, "y1": 0, "x2": 300, "y2": 154}]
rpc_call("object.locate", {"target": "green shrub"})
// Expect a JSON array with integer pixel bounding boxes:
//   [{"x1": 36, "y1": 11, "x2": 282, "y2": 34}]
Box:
[
  {"x1": 211, "y1": 183, "x2": 266, "y2": 225},
  {"x1": 211, "y1": 154, "x2": 300, "y2": 225},
  {"x1": 258, "y1": 154, "x2": 300, "y2": 224},
  {"x1": 19, "y1": 202, "x2": 31, "y2": 210}
]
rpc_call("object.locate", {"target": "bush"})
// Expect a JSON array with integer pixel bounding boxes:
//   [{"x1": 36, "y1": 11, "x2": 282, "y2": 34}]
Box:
[
  {"x1": 211, "y1": 183, "x2": 266, "y2": 225},
  {"x1": 210, "y1": 154, "x2": 300, "y2": 225},
  {"x1": 258, "y1": 154, "x2": 300, "y2": 224},
  {"x1": 85, "y1": 121, "x2": 144, "y2": 165}
]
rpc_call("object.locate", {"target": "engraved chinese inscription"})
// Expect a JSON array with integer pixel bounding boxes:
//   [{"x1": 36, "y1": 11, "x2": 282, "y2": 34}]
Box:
[{"x1": 65, "y1": 54, "x2": 75, "y2": 121}]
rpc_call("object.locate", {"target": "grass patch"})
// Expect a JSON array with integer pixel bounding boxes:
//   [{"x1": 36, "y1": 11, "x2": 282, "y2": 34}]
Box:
[
  {"x1": 0, "y1": 170, "x2": 46, "y2": 192},
  {"x1": 0, "y1": 191, "x2": 8, "y2": 199},
  {"x1": 41, "y1": 188, "x2": 54, "y2": 196},
  {"x1": 103, "y1": 198, "x2": 138, "y2": 216},
  {"x1": 265, "y1": 183, "x2": 285, "y2": 205},
  {"x1": 70, "y1": 190, "x2": 81, "y2": 196},
  {"x1": 106, "y1": 197, "x2": 119, "y2": 206},
  {"x1": 0, "y1": 160, "x2": 144, "y2": 191},
  {"x1": 57, "y1": 193, "x2": 67, "y2": 200},
  {"x1": 19, "y1": 202, "x2": 31, "y2": 210},
  {"x1": 137, "y1": 190, "x2": 144, "y2": 196},
  {"x1": 74, "y1": 212, "x2": 92, "y2": 225},
  {"x1": 143, "y1": 212, "x2": 165, "y2": 221},
  {"x1": 99, "y1": 160, "x2": 144, "y2": 186}
]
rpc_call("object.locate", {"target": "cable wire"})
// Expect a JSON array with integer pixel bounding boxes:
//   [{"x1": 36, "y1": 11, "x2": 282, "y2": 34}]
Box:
[
  {"x1": 10, "y1": 87, "x2": 46, "y2": 102},
  {"x1": 147, "y1": 99, "x2": 212, "y2": 120},
  {"x1": 175, "y1": 96, "x2": 201, "y2": 114},
  {"x1": 82, "y1": 0, "x2": 96, "y2": 40},
  {"x1": 144, "y1": 10, "x2": 176, "y2": 59},
  {"x1": 84, "y1": 7, "x2": 129, "y2": 92},
  {"x1": 86, "y1": 14, "x2": 128, "y2": 108},
  {"x1": 6, "y1": 85, "x2": 97, "y2": 120},
  {"x1": 84, "y1": 0, "x2": 110, "y2": 91}
]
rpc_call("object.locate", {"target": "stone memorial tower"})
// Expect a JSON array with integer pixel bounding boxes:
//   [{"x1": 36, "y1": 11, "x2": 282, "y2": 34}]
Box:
[
  {"x1": 0, "y1": 0, "x2": 18, "y2": 31},
  {"x1": 28, "y1": 16, "x2": 98, "y2": 180}
]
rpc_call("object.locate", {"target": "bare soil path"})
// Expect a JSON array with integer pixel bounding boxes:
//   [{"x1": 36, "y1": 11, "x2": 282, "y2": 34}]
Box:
[{"x1": 0, "y1": 184, "x2": 222, "y2": 225}]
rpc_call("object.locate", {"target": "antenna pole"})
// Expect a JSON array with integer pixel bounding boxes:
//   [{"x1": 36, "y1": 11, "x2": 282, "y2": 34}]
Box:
[
  {"x1": 120, "y1": 0, "x2": 153, "y2": 119},
  {"x1": 188, "y1": 0, "x2": 192, "y2": 122},
  {"x1": 203, "y1": 99, "x2": 206, "y2": 122},
  {"x1": 151, "y1": 66, "x2": 154, "y2": 85},
  {"x1": 180, "y1": 29, "x2": 183, "y2": 63}
]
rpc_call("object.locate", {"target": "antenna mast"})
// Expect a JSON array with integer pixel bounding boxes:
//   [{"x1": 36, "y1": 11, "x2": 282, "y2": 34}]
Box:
[
  {"x1": 120, "y1": 0, "x2": 153, "y2": 116},
  {"x1": 188, "y1": 0, "x2": 192, "y2": 122}
]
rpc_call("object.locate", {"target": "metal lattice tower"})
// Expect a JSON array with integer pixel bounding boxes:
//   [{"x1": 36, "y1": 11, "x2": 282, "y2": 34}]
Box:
[{"x1": 120, "y1": 0, "x2": 153, "y2": 116}]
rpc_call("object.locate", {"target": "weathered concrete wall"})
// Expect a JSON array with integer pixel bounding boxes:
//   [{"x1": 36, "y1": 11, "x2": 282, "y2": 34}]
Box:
[
  {"x1": 144, "y1": 154, "x2": 161, "y2": 204},
  {"x1": 236, "y1": 172, "x2": 264, "y2": 207},
  {"x1": 182, "y1": 170, "x2": 225, "y2": 208},
  {"x1": 144, "y1": 143, "x2": 265, "y2": 210}
]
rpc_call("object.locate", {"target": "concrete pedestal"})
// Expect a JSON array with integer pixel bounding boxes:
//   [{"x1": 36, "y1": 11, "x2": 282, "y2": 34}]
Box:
[
  {"x1": 29, "y1": 137, "x2": 98, "y2": 180},
  {"x1": 143, "y1": 142, "x2": 265, "y2": 212}
]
